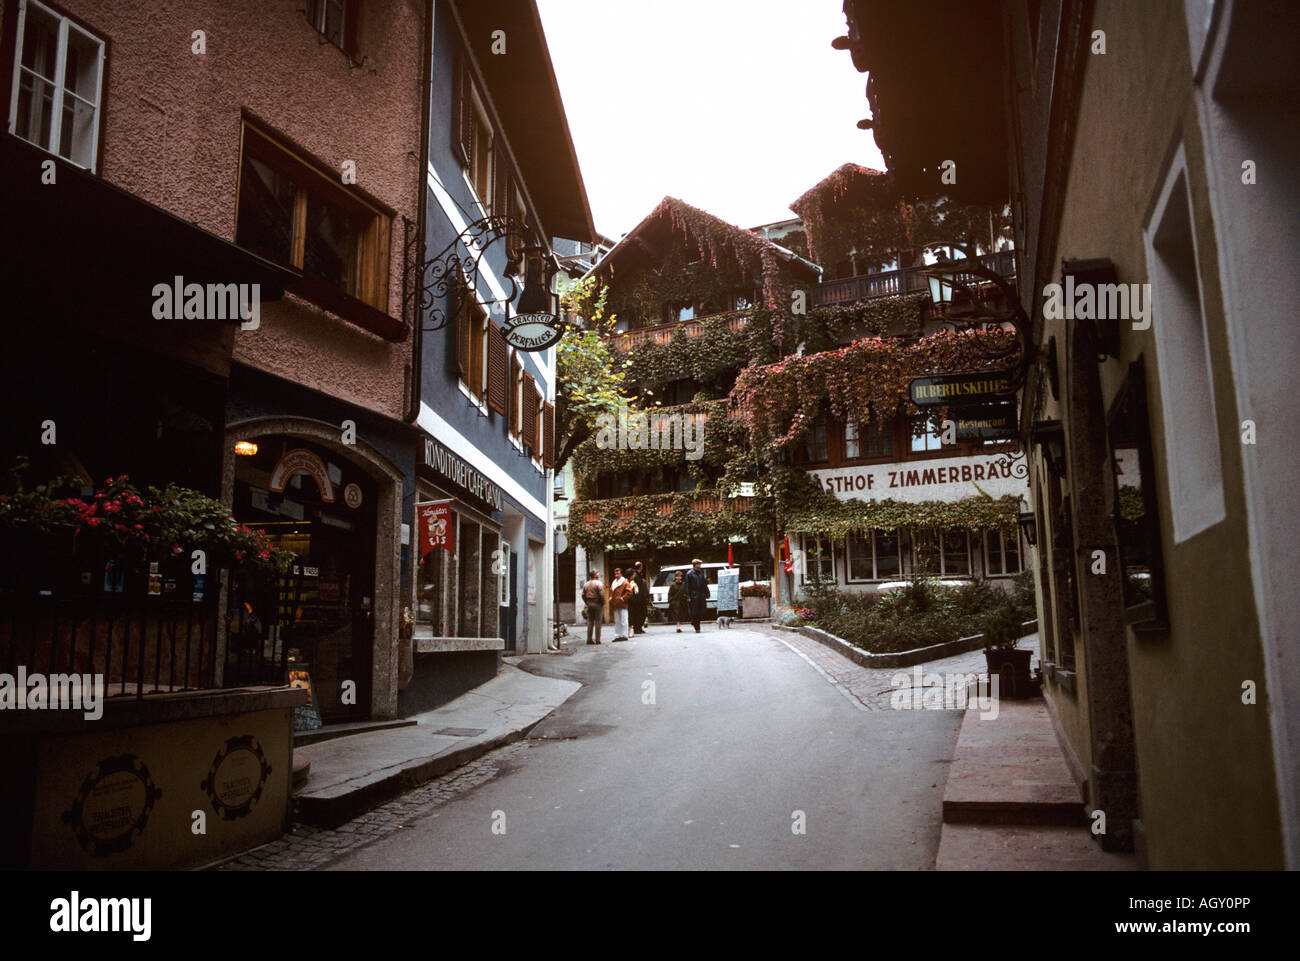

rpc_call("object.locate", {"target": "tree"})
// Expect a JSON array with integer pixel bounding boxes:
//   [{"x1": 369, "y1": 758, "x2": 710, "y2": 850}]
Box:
[{"x1": 554, "y1": 276, "x2": 630, "y2": 472}]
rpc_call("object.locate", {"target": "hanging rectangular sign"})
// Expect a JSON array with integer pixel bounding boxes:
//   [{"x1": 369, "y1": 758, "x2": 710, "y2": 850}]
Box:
[
  {"x1": 909, "y1": 370, "x2": 1017, "y2": 407},
  {"x1": 416, "y1": 500, "x2": 455, "y2": 557},
  {"x1": 951, "y1": 402, "x2": 1019, "y2": 441}
]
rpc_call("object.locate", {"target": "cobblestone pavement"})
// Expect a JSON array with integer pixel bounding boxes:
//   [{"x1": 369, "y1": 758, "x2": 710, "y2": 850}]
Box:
[
  {"x1": 208, "y1": 740, "x2": 532, "y2": 871},
  {"x1": 767, "y1": 626, "x2": 1033, "y2": 711}
]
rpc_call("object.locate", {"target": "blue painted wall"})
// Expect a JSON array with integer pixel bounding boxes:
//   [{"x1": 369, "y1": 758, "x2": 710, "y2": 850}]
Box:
[{"x1": 421, "y1": 0, "x2": 551, "y2": 516}]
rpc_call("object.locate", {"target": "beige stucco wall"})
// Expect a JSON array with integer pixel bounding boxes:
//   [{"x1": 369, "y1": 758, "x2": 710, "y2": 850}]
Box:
[{"x1": 1038, "y1": 0, "x2": 1282, "y2": 868}]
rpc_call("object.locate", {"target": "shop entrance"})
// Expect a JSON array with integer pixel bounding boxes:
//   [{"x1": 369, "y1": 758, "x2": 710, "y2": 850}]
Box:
[{"x1": 233, "y1": 437, "x2": 377, "y2": 723}]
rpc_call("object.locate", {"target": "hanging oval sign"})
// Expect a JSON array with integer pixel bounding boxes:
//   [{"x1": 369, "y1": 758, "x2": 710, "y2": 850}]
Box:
[{"x1": 503, "y1": 313, "x2": 564, "y2": 352}]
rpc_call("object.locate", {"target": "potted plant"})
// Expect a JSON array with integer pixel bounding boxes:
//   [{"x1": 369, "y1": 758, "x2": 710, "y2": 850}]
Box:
[
  {"x1": 981, "y1": 603, "x2": 1035, "y2": 699},
  {"x1": 740, "y1": 581, "x2": 770, "y2": 619}
]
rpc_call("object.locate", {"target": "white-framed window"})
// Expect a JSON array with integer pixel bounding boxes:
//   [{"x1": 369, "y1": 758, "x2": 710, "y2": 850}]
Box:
[
  {"x1": 1144, "y1": 144, "x2": 1225, "y2": 543},
  {"x1": 983, "y1": 528, "x2": 1023, "y2": 576},
  {"x1": 909, "y1": 414, "x2": 952, "y2": 453},
  {"x1": 846, "y1": 531, "x2": 903, "y2": 582},
  {"x1": 801, "y1": 535, "x2": 836, "y2": 583},
  {"x1": 9, "y1": 0, "x2": 105, "y2": 172},
  {"x1": 912, "y1": 528, "x2": 971, "y2": 576}
]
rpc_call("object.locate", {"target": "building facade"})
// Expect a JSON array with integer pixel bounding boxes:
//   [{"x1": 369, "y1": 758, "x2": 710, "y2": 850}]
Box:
[{"x1": 840, "y1": 0, "x2": 1298, "y2": 868}]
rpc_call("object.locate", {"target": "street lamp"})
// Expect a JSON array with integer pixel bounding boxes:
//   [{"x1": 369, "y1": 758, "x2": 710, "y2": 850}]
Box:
[
  {"x1": 1017, "y1": 510, "x2": 1038, "y2": 547},
  {"x1": 927, "y1": 269, "x2": 955, "y2": 307},
  {"x1": 516, "y1": 243, "x2": 558, "y2": 316},
  {"x1": 1030, "y1": 419, "x2": 1067, "y2": 476}
]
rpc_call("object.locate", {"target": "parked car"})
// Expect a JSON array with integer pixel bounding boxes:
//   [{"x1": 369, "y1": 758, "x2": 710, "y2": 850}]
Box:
[{"x1": 650, "y1": 561, "x2": 768, "y2": 614}]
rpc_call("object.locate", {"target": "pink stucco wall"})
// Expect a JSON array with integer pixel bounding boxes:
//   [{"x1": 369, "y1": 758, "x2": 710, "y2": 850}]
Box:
[{"x1": 54, "y1": 0, "x2": 425, "y2": 419}]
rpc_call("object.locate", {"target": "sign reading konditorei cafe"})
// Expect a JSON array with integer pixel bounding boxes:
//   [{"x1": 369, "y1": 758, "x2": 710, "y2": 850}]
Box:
[
  {"x1": 420, "y1": 438, "x2": 504, "y2": 512},
  {"x1": 810, "y1": 453, "x2": 1027, "y2": 504}
]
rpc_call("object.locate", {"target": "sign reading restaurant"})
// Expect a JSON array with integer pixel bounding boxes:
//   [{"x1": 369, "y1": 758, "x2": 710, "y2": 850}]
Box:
[
  {"x1": 909, "y1": 370, "x2": 1017, "y2": 407},
  {"x1": 421, "y1": 438, "x2": 503, "y2": 511},
  {"x1": 809, "y1": 452, "x2": 1028, "y2": 504}
]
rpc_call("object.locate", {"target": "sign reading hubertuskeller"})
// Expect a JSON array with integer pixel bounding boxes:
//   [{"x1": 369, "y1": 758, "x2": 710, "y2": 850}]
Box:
[{"x1": 908, "y1": 370, "x2": 1018, "y2": 407}]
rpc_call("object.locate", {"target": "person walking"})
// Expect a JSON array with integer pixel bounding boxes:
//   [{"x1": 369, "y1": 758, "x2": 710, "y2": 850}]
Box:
[
  {"x1": 610, "y1": 567, "x2": 636, "y2": 642},
  {"x1": 684, "y1": 558, "x2": 709, "y2": 633},
  {"x1": 630, "y1": 561, "x2": 650, "y2": 634},
  {"x1": 581, "y1": 570, "x2": 605, "y2": 645},
  {"x1": 667, "y1": 571, "x2": 688, "y2": 632}
]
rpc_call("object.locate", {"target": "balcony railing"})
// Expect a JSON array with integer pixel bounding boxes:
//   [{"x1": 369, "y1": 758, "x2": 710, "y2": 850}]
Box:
[
  {"x1": 812, "y1": 249, "x2": 1016, "y2": 309},
  {"x1": 610, "y1": 309, "x2": 750, "y2": 354}
]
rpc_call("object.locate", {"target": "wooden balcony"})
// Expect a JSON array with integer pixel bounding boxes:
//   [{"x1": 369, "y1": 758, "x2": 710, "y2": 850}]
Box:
[
  {"x1": 578, "y1": 490, "x2": 754, "y2": 524},
  {"x1": 812, "y1": 250, "x2": 1016, "y2": 309},
  {"x1": 610, "y1": 310, "x2": 750, "y2": 354}
]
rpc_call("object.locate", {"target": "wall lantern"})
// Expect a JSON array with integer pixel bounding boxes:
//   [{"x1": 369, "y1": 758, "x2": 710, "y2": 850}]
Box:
[
  {"x1": 927, "y1": 270, "x2": 955, "y2": 307},
  {"x1": 1030, "y1": 419, "x2": 1067, "y2": 476},
  {"x1": 234, "y1": 441, "x2": 258, "y2": 456},
  {"x1": 1060, "y1": 257, "x2": 1122, "y2": 361},
  {"x1": 1017, "y1": 510, "x2": 1038, "y2": 547}
]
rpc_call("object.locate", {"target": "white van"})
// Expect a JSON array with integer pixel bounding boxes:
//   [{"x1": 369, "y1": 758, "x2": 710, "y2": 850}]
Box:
[{"x1": 650, "y1": 561, "x2": 768, "y2": 615}]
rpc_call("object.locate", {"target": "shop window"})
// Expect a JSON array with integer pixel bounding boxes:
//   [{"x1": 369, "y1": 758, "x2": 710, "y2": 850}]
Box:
[
  {"x1": 983, "y1": 528, "x2": 1022, "y2": 576},
  {"x1": 912, "y1": 528, "x2": 970, "y2": 576},
  {"x1": 846, "y1": 531, "x2": 902, "y2": 581},
  {"x1": 417, "y1": 539, "x2": 446, "y2": 632},
  {"x1": 802, "y1": 535, "x2": 835, "y2": 584},
  {"x1": 9, "y1": 0, "x2": 105, "y2": 172},
  {"x1": 236, "y1": 124, "x2": 388, "y2": 306}
]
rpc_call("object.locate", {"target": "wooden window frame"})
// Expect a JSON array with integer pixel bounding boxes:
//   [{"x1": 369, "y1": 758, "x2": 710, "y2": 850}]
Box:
[
  {"x1": 304, "y1": 0, "x2": 358, "y2": 59},
  {"x1": 236, "y1": 122, "x2": 391, "y2": 313}
]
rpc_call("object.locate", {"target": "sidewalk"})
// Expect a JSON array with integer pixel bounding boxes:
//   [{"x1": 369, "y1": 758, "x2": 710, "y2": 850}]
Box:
[
  {"x1": 767, "y1": 624, "x2": 1134, "y2": 869},
  {"x1": 291, "y1": 663, "x2": 580, "y2": 827}
]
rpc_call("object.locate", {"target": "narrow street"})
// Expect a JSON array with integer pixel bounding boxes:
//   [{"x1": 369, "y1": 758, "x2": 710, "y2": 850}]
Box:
[{"x1": 325, "y1": 625, "x2": 962, "y2": 870}]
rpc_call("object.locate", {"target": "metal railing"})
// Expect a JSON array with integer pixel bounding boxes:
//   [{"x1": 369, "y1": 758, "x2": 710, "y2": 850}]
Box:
[{"x1": 812, "y1": 250, "x2": 1016, "y2": 308}]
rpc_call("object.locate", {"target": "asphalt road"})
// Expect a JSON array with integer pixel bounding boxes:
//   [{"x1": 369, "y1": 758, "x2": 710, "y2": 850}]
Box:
[{"x1": 328, "y1": 626, "x2": 963, "y2": 870}]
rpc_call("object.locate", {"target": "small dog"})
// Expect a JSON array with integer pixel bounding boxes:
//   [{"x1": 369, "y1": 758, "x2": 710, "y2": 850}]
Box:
[{"x1": 715, "y1": 615, "x2": 733, "y2": 629}]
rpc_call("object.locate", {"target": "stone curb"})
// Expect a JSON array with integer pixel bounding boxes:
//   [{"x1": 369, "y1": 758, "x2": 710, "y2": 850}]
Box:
[
  {"x1": 781, "y1": 619, "x2": 1038, "y2": 669},
  {"x1": 293, "y1": 721, "x2": 542, "y2": 829}
]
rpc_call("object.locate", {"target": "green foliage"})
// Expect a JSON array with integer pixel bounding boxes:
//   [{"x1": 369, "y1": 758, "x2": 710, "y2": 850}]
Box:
[
  {"x1": 0, "y1": 464, "x2": 294, "y2": 579},
  {"x1": 555, "y1": 277, "x2": 632, "y2": 471},
  {"x1": 620, "y1": 309, "x2": 777, "y2": 397},
  {"x1": 567, "y1": 490, "x2": 765, "y2": 551},
  {"x1": 568, "y1": 399, "x2": 751, "y2": 482}
]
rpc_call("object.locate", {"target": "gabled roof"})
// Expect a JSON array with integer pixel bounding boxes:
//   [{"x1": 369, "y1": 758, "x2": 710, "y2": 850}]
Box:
[
  {"x1": 790, "y1": 163, "x2": 890, "y2": 215},
  {"x1": 593, "y1": 196, "x2": 819, "y2": 279}
]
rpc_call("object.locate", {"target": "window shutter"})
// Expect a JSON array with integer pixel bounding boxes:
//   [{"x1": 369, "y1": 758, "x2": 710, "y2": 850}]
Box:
[
  {"x1": 522, "y1": 373, "x2": 538, "y2": 452},
  {"x1": 492, "y1": 149, "x2": 508, "y2": 218},
  {"x1": 542, "y1": 402, "x2": 555, "y2": 469},
  {"x1": 455, "y1": 298, "x2": 469, "y2": 380},
  {"x1": 508, "y1": 352, "x2": 522, "y2": 436},
  {"x1": 487, "y1": 322, "x2": 508, "y2": 414},
  {"x1": 453, "y1": 56, "x2": 473, "y2": 167},
  {"x1": 505, "y1": 176, "x2": 522, "y2": 257}
]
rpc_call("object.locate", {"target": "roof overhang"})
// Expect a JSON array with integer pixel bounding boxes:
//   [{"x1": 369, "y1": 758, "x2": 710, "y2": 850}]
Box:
[
  {"x1": 839, "y1": 0, "x2": 1009, "y2": 205},
  {"x1": 454, "y1": 0, "x2": 596, "y2": 243}
]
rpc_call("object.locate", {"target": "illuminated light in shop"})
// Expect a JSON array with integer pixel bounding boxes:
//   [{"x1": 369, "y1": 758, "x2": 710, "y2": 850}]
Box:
[{"x1": 235, "y1": 441, "x2": 259, "y2": 456}]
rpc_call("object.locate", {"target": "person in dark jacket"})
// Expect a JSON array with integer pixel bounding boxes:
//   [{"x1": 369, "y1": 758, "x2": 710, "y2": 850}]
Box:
[
  {"x1": 581, "y1": 570, "x2": 605, "y2": 645},
  {"x1": 684, "y1": 558, "x2": 709, "y2": 633},
  {"x1": 667, "y1": 571, "x2": 688, "y2": 632},
  {"x1": 630, "y1": 561, "x2": 650, "y2": 634}
]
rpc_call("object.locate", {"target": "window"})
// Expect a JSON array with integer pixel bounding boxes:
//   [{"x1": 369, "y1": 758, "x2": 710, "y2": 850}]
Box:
[
  {"x1": 464, "y1": 301, "x2": 487, "y2": 399},
  {"x1": 909, "y1": 414, "x2": 950, "y2": 453},
  {"x1": 983, "y1": 528, "x2": 1023, "y2": 576},
  {"x1": 305, "y1": 0, "x2": 357, "y2": 58},
  {"x1": 508, "y1": 352, "x2": 523, "y2": 439},
  {"x1": 469, "y1": 96, "x2": 492, "y2": 206},
  {"x1": 845, "y1": 414, "x2": 892, "y2": 460},
  {"x1": 847, "y1": 531, "x2": 903, "y2": 581},
  {"x1": 454, "y1": 56, "x2": 493, "y2": 209},
  {"x1": 801, "y1": 412, "x2": 829, "y2": 464},
  {"x1": 802, "y1": 535, "x2": 835, "y2": 583},
  {"x1": 236, "y1": 125, "x2": 389, "y2": 305},
  {"x1": 912, "y1": 529, "x2": 970, "y2": 576},
  {"x1": 9, "y1": 0, "x2": 105, "y2": 172}
]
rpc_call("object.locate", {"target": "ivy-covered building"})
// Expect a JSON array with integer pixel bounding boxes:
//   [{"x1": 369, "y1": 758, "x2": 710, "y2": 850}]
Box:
[{"x1": 568, "y1": 176, "x2": 1026, "y2": 617}]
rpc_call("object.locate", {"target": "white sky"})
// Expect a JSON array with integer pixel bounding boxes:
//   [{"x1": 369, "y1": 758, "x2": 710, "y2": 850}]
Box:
[{"x1": 535, "y1": 0, "x2": 886, "y2": 240}]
